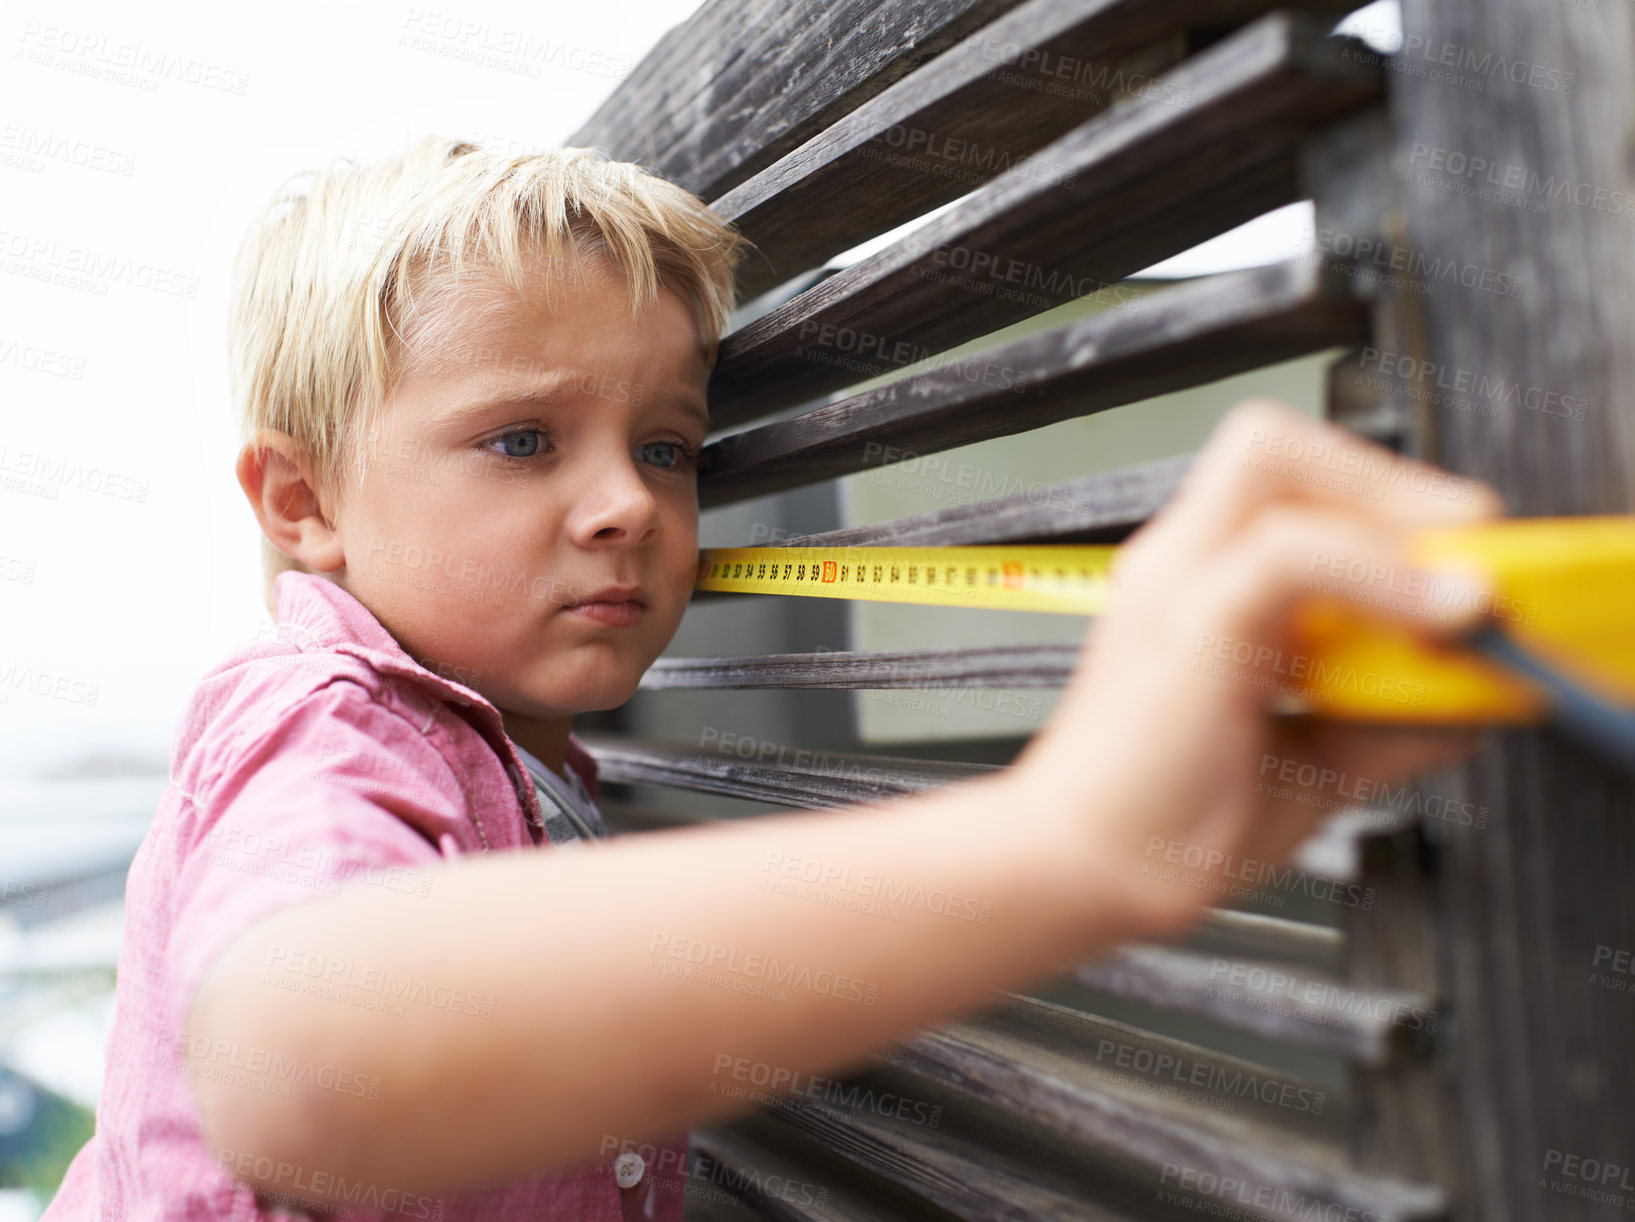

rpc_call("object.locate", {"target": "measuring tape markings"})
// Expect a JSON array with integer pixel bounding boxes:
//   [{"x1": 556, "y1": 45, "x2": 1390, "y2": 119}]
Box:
[
  {"x1": 695, "y1": 545, "x2": 1117, "y2": 615},
  {"x1": 694, "y1": 521, "x2": 1635, "y2": 723}
]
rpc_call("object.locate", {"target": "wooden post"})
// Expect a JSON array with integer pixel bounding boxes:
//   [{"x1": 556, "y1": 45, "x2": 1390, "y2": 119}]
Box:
[{"x1": 1386, "y1": 2, "x2": 1635, "y2": 1217}]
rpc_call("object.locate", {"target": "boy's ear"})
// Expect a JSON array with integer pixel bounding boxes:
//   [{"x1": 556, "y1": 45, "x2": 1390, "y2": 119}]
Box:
[{"x1": 236, "y1": 429, "x2": 345, "y2": 573}]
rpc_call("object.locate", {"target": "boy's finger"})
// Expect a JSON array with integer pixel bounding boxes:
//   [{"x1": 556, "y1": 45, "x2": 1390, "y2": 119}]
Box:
[
  {"x1": 1130, "y1": 400, "x2": 1503, "y2": 581},
  {"x1": 1248, "y1": 720, "x2": 1489, "y2": 865},
  {"x1": 1177, "y1": 504, "x2": 1495, "y2": 701}
]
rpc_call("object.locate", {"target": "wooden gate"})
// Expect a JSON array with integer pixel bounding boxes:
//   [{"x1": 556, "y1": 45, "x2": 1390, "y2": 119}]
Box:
[{"x1": 570, "y1": 2, "x2": 1635, "y2": 1217}]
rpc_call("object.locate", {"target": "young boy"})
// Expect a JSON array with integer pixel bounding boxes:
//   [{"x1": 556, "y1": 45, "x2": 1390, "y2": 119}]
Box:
[{"x1": 44, "y1": 136, "x2": 1499, "y2": 1221}]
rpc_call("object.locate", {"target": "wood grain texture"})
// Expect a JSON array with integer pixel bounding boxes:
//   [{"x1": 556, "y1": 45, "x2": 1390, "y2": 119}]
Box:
[
  {"x1": 718, "y1": 0, "x2": 1376, "y2": 298},
  {"x1": 704, "y1": 14, "x2": 1382, "y2": 428},
  {"x1": 1381, "y1": 1, "x2": 1635, "y2": 1216},
  {"x1": 639, "y1": 644, "x2": 1082, "y2": 691},
  {"x1": 758, "y1": 1092, "x2": 1126, "y2": 1222},
  {"x1": 1341, "y1": 826, "x2": 1459, "y2": 1188},
  {"x1": 775, "y1": 454, "x2": 1188, "y2": 550},
  {"x1": 1311, "y1": 155, "x2": 1462, "y2": 1197},
  {"x1": 698, "y1": 259, "x2": 1367, "y2": 508},
  {"x1": 879, "y1": 995, "x2": 1446, "y2": 1221},
  {"x1": 1181, "y1": 908, "x2": 1343, "y2": 978},
  {"x1": 693, "y1": 1117, "x2": 963, "y2": 1221},
  {"x1": 1071, "y1": 944, "x2": 1437, "y2": 1065},
  {"x1": 712, "y1": 0, "x2": 1196, "y2": 300},
  {"x1": 568, "y1": 0, "x2": 1360, "y2": 211},
  {"x1": 576, "y1": 732, "x2": 999, "y2": 807},
  {"x1": 568, "y1": 0, "x2": 1027, "y2": 201}
]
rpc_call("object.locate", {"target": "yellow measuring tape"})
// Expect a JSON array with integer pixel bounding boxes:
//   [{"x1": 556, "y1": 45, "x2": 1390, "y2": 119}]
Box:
[{"x1": 695, "y1": 518, "x2": 1635, "y2": 722}]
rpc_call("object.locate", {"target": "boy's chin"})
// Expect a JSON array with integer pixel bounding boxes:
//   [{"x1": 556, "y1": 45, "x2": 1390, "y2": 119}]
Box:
[{"x1": 508, "y1": 680, "x2": 642, "y2": 719}]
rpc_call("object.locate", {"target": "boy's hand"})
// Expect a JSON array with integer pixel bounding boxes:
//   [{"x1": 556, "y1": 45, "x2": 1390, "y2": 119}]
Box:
[{"x1": 1014, "y1": 399, "x2": 1505, "y2": 943}]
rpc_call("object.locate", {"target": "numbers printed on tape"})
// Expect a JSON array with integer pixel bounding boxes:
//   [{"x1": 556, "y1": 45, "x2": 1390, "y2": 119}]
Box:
[
  {"x1": 694, "y1": 546, "x2": 1117, "y2": 615},
  {"x1": 691, "y1": 520, "x2": 1635, "y2": 723}
]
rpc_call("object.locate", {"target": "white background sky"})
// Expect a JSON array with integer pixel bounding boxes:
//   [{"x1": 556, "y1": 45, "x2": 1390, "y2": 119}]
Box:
[{"x1": 0, "y1": 0, "x2": 1399, "y2": 782}]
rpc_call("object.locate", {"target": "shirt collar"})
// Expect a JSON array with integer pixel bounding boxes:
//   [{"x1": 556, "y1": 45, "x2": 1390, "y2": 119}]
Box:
[{"x1": 271, "y1": 570, "x2": 599, "y2": 826}]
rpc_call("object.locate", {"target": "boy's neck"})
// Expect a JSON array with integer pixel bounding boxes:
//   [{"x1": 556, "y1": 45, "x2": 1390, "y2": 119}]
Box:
[{"x1": 501, "y1": 713, "x2": 575, "y2": 781}]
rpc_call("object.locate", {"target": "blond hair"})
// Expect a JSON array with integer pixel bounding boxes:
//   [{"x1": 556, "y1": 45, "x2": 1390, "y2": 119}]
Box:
[{"x1": 228, "y1": 135, "x2": 749, "y2": 618}]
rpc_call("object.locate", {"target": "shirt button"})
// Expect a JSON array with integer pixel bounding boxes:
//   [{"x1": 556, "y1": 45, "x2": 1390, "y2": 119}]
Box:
[{"x1": 614, "y1": 1151, "x2": 646, "y2": 1190}]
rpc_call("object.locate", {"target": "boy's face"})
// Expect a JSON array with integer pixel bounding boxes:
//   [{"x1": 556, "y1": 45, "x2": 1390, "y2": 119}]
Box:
[{"x1": 329, "y1": 249, "x2": 710, "y2": 739}]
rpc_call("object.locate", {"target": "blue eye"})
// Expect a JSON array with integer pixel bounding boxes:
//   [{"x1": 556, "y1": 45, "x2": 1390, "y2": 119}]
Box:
[
  {"x1": 485, "y1": 428, "x2": 552, "y2": 460},
  {"x1": 642, "y1": 441, "x2": 698, "y2": 470}
]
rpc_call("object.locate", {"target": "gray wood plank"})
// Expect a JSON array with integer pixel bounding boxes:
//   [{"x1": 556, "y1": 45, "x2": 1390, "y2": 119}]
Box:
[
  {"x1": 717, "y1": 0, "x2": 1377, "y2": 298},
  {"x1": 1340, "y1": 825, "x2": 1458, "y2": 1186},
  {"x1": 640, "y1": 644, "x2": 1081, "y2": 691},
  {"x1": 569, "y1": 0, "x2": 1028, "y2": 200},
  {"x1": 577, "y1": 733, "x2": 999, "y2": 807},
  {"x1": 1071, "y1": 944, "x2": 1437, "y2": 1065},
  {"x1": 1310, "y1": 162, "x2": 1460, "y2": 1193},
  {"x1": 752, "y1": 1064, "x2": 1168, "y2": 1221},
  {"x1": 1182, "y1": 909, "x2": 1342, "y2": 978},
  {"x1": 705, "y1": 15, "x2": 1382, "y2": 427},
  {"x1": 879, "y1": 995, "x2": 1446, "y2": 1220},
  {"x1": 1378, "y1": 0, "x2": 1635, "y2": 1215},
  {"x1": 770, "y1": 454, "x2": 1188, "y2": 550},
  {"x1": 699, "y1": 260, "x2": 1367, "y2": 507},
  {"x1": 693, "y1": 1116, "x2": 964, "y2": 1222},
  {"x1": 713, "y1": 0, "x2": 1193, "y2": 301}
]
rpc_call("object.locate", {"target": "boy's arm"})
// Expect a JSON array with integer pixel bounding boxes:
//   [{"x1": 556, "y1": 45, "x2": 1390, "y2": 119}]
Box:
[
  {"x1": 193, "y1": 765, "x2": 1121, "y2": 1200},
  {"x1": 188, "y1": 400, "x2": 1502, "y2": 1205}
]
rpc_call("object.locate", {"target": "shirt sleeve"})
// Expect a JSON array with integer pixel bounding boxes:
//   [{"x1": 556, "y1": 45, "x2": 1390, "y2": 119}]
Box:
[{"x1": 165, "y1": 676, "x2": 469, "y2": 1041}]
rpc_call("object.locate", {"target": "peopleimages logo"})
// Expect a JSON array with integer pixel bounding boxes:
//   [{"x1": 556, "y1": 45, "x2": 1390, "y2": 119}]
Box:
[
  {"x1": 1208, "y1": 959, "x2": 1438, "y2": 1034},
  {"x1": 1158, "y1": 1163, "x2": 1387, "y2": 1220},
  {"x1": 1308, "y1": 226, "x2": 1525, "y2": 299},
  {"x1": 1407, "y1": 143, "x2": 1635, "y2": 218},
  {"x1": 1357, "y1": 347, "x2": 1588, "y2": 422},
  {"x1": 1142, "y1": 836, "x2": 1375, "y2": 910},
  {"x1": 0, "y1": 229, "x2": 201, "y2": 298},
  {"x1": 710, "y1": 1054, "x2": 943, "y2": 1127},
  {"x1": 212, "y1": 1151, "x2": 442, "y2": 1219},
  {"x1": 760, "y1": 850, "x2": 992, "y2": 924},
  {"x1": 1542, "y1": 1148, "x2": 1635, "y2": 1200},
  {"x1": 1194, "y1": 632, "x2": 1428, "y2": 708},
  {"x1": 1092, "y1": 1037, "x2": 1326, "y2": 1115}
]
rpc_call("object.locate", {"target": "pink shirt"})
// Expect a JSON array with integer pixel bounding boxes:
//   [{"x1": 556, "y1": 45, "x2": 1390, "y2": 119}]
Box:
[{"x1": 44, "y1": 571, "x2": 689, "y2": 1221}]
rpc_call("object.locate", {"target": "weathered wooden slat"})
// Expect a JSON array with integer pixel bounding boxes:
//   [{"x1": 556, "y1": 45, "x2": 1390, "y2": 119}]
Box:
[
  {"x1": 705, "y1": 15, "x2": 1382, "y2": 427},
  {"x1": 569, "y1": 0, "x2": 1029, "y2": 201},
  {"x1": 1342, "y1": 824, "x2": 1457, "y2": 1186},
  {"x1": 1309, "y1": 153, "x2": 1460, "y2": 1192},
  {"x1": 699, "y1": 259, "x2": 1367, "y2": 506},
  {"x1": 753, "y1": 1066, "x2": 1153, "y2": 1221},
  {"x1": 640, "y1": 644, "x2": 1081, "y2": 691},
  {"x1": 1286, "y1": 807, "x2": 1412, "y2": 885},
  {"x1": 879, "y1": 995, "x2": 1447, "y2": 1221},
  {"x1": 578, "y1": 734, "x2": 998, "y2": 808},
  {"x1": 692, "y1": 1118, "x2": 953, "y2": 1221},
  {"x1": 1183, "y1": 909, "x2": 1343, "y2": 978},
  {"x1": 739, "y1": 453, "x2": 1187, "y2": 554},
  {"x1": 893, "y1": 993, "x2": 1342, "y2": 1140},
  {"x1": 718, "y1": 0, "x2": 1377, "y2": 298},
  {"x1": 1071, "y1": 944, "x2": 1437, "y2": 1065},
  {"x1": 715, "y1": 1, "x2": 1192, "y2": 301},
  {"x1": 1358, "y1": 0, "x2": 1635, "y2": 1214}
]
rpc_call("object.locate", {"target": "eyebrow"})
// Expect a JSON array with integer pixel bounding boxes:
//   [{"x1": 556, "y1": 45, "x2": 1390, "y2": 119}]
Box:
[{"x1": 427, "y1": 377, "x2": 710, "y2": 431}]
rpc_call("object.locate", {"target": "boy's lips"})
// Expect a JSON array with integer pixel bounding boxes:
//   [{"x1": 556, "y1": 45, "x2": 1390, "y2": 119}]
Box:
[
  {"x1": 566, "y1": 584, "x2": 645, "y2": 608},
  {"x1": 562, "y1": 585, "x2": 646, "y2": 627}
]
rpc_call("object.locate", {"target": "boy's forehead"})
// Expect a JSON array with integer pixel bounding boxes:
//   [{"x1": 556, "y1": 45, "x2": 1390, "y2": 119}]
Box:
[{"x1": 401, "y1": 254, "x2": 709, "y2": 381}]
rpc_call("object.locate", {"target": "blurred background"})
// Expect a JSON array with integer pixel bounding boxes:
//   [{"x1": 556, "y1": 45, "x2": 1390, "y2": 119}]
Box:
[{"x1": 0, "y1": 0, "x2": 1398, "y2": 1213}]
